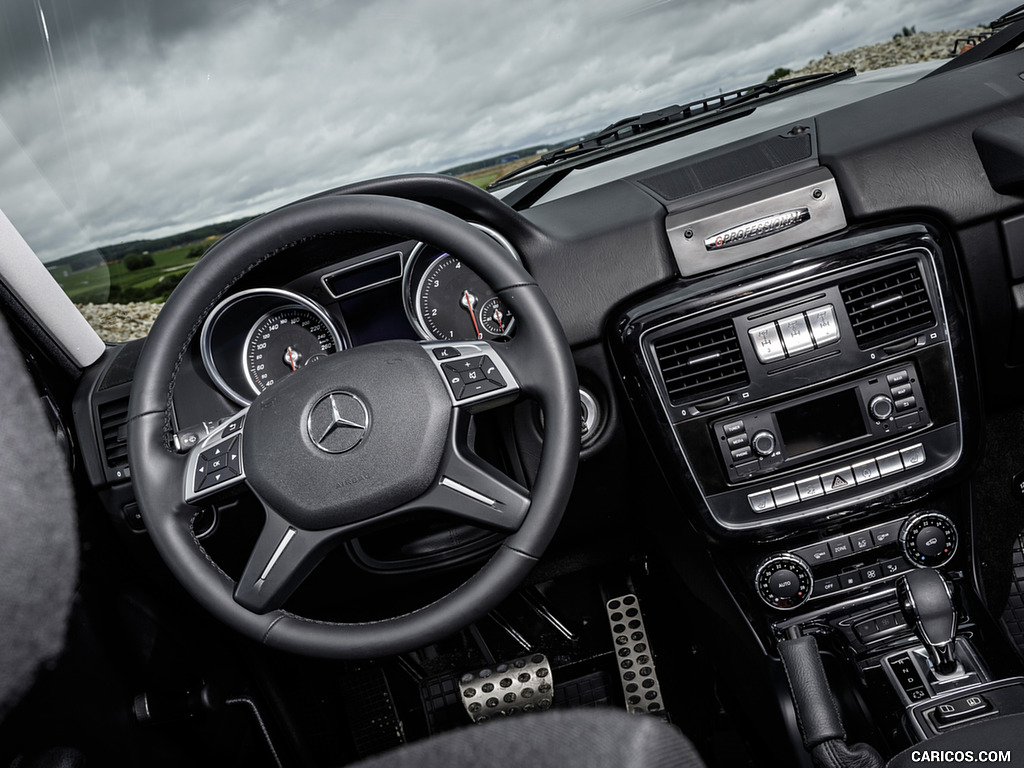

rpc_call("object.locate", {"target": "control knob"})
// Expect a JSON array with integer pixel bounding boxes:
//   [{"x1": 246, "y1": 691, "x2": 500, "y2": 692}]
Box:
[
  {"x1": 900, "y1": 512, "x2": 957, "y2": 568},
  {"x1": 751, "y1": 430, "x2": 777, "y2": 457},
  {"x1": 755, "y1": 554, "x2": 813, "y2": 610},
  {"x1": 869, "y1": 394, "x2": 895, "y2": 421}
]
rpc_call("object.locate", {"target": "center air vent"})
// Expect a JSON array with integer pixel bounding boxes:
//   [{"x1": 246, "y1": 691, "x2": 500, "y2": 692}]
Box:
[
  {"x1": 97, "y1": 396, "x2": 130, "y2": 469},
  {"x1": 653, "y1": 319, "x2": 749, "y2": 405},
  {"x1": 840, "y1": 262, "x2": 935, "y2": 349}
]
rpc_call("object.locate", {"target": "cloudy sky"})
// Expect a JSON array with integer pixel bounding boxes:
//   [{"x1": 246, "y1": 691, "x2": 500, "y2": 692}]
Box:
[{"x1": 0, "y1": 0, "x2": 1008, "y2": 262}]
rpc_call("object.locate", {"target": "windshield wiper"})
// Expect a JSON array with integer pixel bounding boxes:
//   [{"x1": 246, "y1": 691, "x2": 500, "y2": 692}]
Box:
[{"x1": 490, "y1": 69, "x2": 855, "y2": 190}]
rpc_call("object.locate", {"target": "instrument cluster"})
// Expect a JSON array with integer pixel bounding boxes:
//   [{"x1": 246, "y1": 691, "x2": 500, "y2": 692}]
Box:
[{"x1": 200, "y1": 223, "x2": 519, "y2": 405}]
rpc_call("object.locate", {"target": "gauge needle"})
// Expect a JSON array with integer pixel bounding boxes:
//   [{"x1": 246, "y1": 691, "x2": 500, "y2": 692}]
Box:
[
  {"x1": 286, "y1": 347, "x2": 297, "y2": 371},
  {"x1": 460, "y1": 291, "x2": 483, "y2": 340},
  {"x1": 492, "y1": 307, "x2": 504, "y2": 333}
]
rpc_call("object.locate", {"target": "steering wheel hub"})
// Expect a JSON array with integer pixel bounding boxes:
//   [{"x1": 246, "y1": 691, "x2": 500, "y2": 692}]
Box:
[{"x1": 242, "y1": 340, "x2": 451, "y2": 530}]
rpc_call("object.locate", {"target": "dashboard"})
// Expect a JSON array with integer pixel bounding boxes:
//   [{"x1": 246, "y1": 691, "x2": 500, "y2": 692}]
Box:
[{"x1": 72, "y1": 46, "x2": 1024, "y2": 652}]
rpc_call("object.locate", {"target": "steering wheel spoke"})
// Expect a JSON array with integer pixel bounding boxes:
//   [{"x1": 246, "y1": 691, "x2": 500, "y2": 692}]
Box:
[
  {"x1": 234, "y1": 500, "x2": 342, "y2": 614},
  {"x1": 395, "y1": 408, "x2": 530, "y2": 532},
  {"x1": 183, "y1": 407, "x2": 248, "y2": 506}
]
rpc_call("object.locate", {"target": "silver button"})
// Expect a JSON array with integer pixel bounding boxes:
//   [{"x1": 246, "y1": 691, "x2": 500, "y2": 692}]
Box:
[
  {"x1": 748, "y1": 323, "x2": 785, "y2": 363},
  {"x1": 806, "y1": 305, "x2": 840, "y2": 346},
  {"x1": 777, "y1": 313, "x2": 814, "y2": 355},
  {"x1": 796, "y1": 476, "x2": 825, "y2": 501},
  {"x1": 821, "y1": 467, "x2": 855, "y2": 494},
  {"x1": 876, "y1": 451, "x2": 904, "y2": 476},
  {"x1": 748, "y1": 490, "x2": 776, "y2": 513},
  {"x1": 851, "y1": 459, "x2": 880, "y2": 484},
  {"x1": 771, "y1": 483, "x2": 800, "y2": 507},
  {"x1": 900, "y1": 444, "x2": 926, "y2": 469}
]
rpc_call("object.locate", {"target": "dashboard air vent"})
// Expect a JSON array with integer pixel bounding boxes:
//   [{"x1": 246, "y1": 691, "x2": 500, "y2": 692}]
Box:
[
  {"x1": 653, "y1": 319, "x2": 749, "y2": 404},
  {"x1": 840, "y1": 262, "x2": 935, "y2": 349},
  {"x1": 98, "y1": 396, "x2": 130, "y2": 468}
]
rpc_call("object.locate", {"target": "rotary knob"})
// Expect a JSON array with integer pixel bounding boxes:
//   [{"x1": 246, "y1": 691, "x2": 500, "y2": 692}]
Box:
[
  {"x1": 869, "y1": 395, "x2": 895, "y2": 421},
  {"x1": 755, "y1": 554, "x2": 813, "y2": 610},
  {"x1": 900, "y1": 512, "x2": 957, "y2": 568},
  {"x1": 751, "y1": 430, "x2": 777, "y2": 457}
]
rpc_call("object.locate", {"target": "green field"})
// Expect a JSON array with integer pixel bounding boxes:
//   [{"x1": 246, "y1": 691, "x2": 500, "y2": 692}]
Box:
[{"x1": 56, "y1": 241, "x2": 214, "y2": 304}]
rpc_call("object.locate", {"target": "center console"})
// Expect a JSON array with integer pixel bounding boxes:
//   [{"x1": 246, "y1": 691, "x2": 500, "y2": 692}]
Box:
[
  {"x1": 612, "y1": 222, "x2": 1024, "y2": 757},
  {"x1": 628, "y1": 226, "x2": 961, "y2": 534}
]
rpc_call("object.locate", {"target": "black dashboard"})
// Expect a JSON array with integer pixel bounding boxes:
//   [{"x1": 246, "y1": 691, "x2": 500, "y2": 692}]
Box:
[{"x1": 54, "y1": 40, "x2": 1024, "y2": 764}]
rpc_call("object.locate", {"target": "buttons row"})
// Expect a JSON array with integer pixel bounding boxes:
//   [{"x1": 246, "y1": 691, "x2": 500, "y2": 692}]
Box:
[
  {"x1": 793, "y1": 518, "x2": 904, "y2": 566},
  {"x1": 748, "y1": 304, "x2": 840, "y2": 364},
  {"x1": 854, "y1": 609, "x2": 908, "y2": 642},
  {"x1": 812, "y1": 556, "x2": 912, "y2": 601},
  {"x1": 747, "y1": 443, "x2": 927, "y2": 513},
  {"x1": 441, "y1": 355, "x2": 507, "y2": 400}
]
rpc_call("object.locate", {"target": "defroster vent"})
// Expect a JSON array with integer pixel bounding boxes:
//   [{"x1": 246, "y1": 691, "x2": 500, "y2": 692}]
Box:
[
  {"x1": 840, "y1": 261, "x2": 935, "y2": 349},
  {"x1": 654, "y1": 319, "x2": 749, "y2": 405},
  {"x1": 98, "y1": 396, "x2": 130, "y2": 469}
]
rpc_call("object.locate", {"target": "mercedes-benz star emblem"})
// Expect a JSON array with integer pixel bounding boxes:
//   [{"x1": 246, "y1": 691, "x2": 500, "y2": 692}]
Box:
[{"x1": 307, "y1": 392, "x2": 370, "y2": 454}]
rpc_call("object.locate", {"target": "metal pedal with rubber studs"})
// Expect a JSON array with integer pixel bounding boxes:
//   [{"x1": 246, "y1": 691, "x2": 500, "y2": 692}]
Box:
[
  {"x1": 606, "y1": 594, "x2": 666, "y2": 716},
  {"x1": 458, "y1": 653, "x2": 554, "y2": 722}
]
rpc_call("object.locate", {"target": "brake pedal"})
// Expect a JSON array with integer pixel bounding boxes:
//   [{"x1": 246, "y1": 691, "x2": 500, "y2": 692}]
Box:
[
  {"x1": 458, "y1": 653, "x2": 554, "y2": 722},
  {"x1": 606, "y1": 594, "x2": 666, "y2": 716}
]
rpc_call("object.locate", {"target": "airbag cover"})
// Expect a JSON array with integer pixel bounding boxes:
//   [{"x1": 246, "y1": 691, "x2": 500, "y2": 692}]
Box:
[{"x1": 242, "y1": 340, "x2": 450, "y2": 529}]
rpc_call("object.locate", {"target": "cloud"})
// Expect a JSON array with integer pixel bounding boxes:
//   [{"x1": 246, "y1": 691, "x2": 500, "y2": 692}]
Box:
[{"x1": 0, "y1": 0, "x2": 1008, "y2": 261}]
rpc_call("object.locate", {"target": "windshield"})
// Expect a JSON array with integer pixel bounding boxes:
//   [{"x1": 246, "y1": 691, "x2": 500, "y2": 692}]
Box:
[{"x1": 0, "y1": 0, "x2": 1007, "y2": 341}]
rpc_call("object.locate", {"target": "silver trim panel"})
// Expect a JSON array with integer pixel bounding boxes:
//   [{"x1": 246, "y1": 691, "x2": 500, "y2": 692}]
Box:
[{"x1": 666, "y1": 168, "x2": 846, "y2": 277}]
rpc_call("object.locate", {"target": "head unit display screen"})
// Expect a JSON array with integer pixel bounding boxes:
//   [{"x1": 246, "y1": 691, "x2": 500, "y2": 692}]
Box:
[{"x1": 775, "y1": 388, "x2": 866, "y2": 458}]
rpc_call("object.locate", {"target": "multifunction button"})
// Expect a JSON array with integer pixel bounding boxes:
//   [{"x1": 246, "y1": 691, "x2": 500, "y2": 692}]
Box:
[
  {"x1": 748, "y1": 443, "x2": 927, "y2": 512},
  {"x1": 192, "y1": 435, "x2": 242, "y2": 493},
  {"x1": 748, "y1": 304, "x2": 839, "y2": 364},
  {"x1": 441, "y1": 355, "x2": 507, "y2": 400}
]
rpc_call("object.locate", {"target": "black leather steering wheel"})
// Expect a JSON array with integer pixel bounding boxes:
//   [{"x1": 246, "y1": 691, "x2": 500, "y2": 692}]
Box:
[{"x1": 127, "y1": 193, "x2": 579, "y2": 658}]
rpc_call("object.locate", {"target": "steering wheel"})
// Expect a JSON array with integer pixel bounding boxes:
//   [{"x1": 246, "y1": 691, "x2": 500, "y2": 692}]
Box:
[{"x1": 128, "y1": 193, "x2": 579, "y2": 658}]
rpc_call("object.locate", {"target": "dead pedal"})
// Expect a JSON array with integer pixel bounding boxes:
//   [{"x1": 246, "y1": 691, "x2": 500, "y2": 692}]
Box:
[
  {"x1": 606, "y1": 593, "x2": 666, "y2": 716},
  {"x1": 458, "y1": 653, "x2": 554, "y2": 722}
]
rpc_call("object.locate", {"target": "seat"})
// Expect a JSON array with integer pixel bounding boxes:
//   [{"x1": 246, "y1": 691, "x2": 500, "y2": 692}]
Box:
[{"x1": 352, "y1": 708, "x2": 706, "y2": 768}]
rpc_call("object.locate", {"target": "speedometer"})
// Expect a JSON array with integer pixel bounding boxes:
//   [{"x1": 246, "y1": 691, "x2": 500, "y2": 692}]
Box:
[
  {"x1": 201, "y1": 288, "x2": 346, "y2": 405},
  {"x1": 245, "y1": 305, "x2": 339, "y2": 394}
]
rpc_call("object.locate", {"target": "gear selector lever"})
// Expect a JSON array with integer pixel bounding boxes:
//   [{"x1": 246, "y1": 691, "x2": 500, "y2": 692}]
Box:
[{"x1": 897, "y1": 569, "x2": 958, "y2": 675}]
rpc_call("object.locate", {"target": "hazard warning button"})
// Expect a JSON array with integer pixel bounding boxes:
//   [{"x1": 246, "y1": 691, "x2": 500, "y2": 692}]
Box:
[{"x1": 821, "y1": 467, "x2": 855, "y2": 495}]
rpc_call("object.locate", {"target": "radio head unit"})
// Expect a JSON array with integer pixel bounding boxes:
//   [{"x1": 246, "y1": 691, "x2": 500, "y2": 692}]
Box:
[{"x1": 618, "y1": 227, "x2": 964, "y2": 533}]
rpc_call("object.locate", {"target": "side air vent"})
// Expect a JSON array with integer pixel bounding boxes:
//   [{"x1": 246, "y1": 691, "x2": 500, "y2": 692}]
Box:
[
  {"x1": 98, "y1": 396, "x2": 130, "y2": 469},
  {"x1": 840, "y1": 262, "x2": 936, "y2": 349},
  {"x1": 653, "y1": 319, "x2": 749, "y2": 404}
]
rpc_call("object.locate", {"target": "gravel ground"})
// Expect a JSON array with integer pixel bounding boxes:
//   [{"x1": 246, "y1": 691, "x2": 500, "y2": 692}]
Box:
[
  {"x1": 79, "y1": 26, "x2": 987, "y2": 344},
  {"x1": 787, "y1": 27, "x2": 988, "y2": 78},
  {"x1": 77, "y1": 302, "x2": 164, "y2": 344}
]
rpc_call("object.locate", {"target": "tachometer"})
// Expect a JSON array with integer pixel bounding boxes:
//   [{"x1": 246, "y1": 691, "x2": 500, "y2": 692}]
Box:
[
  {"x1": 245, "y1": 305, "x2": 338, "y2": 394},
  {"x1": 415, "y1": 254, "x2": 515, "y2": 342},
  {"x1": 403, "y1": 223, "x2": 520, "y2": 342}
]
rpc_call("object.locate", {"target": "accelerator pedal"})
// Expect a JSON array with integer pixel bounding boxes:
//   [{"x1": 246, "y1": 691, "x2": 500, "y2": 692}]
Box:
[
  {"x1": 606, "y1": 594, "x2": 667, "y2": 717},
  {"x1": 458, "y1": 653, "x2": 554, "y2": 722}
]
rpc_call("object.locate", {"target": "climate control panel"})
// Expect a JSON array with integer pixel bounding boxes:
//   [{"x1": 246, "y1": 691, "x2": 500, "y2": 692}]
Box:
[{"x1": 754, "y1": 511, "x2": 958, "y2": 609}]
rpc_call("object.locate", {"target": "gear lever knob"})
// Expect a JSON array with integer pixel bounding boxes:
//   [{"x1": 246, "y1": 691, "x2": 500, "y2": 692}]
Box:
[{"x1": 896, "y1": 569, "x2": 958, "y2": 675}]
